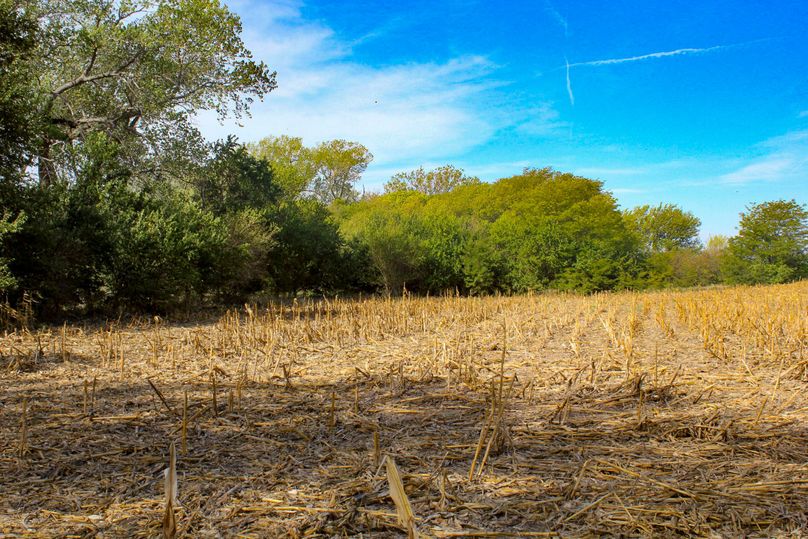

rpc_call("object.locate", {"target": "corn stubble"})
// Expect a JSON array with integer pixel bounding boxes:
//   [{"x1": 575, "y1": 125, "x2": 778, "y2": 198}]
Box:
[{"x1": 0, "y1": 282, "x2": 807, "y2": 537}]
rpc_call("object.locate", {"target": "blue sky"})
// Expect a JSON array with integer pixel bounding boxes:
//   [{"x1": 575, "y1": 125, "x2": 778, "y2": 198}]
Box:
[{"x1": 197, "y1": 0, "x2": 808, "y2": 238}]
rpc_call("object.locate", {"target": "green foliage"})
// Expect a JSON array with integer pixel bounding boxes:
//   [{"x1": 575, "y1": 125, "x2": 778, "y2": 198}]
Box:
[
  {"x1": 198, "y1": 136, "x2": 281, "y2": 215},
  {"x1": 415, "y1": 214, "x2": 468, "y2": 292},
  {"x1": 384, "y1": 165, "x2": 481, "y2": 195},
  {"x1": 219, "y1": 209, "x2": 277, "y2": 296},
  {"x1": 623, "y1": 203, "x2": 701, "y2": 252},
  {"x1": 17, "y1": 0, "x2": 275, "y2": 185},
  {"x1": 310, "y1": 140, "x2": 373, "y2": 203},
  {"x1": 643, "y1": 249, "x2": 723, "y2": 289},
  {"x1": 8, "y1": 181, "x2": 117, "y2": 314},
  {"x1": 461, "y1": 232, "x2": 505, "y2": 295},
  {"x1": 0, "y1": 0, "x2": 41, "y2": 179},
  {"x1": 249, "y1": 136, "x2": 373, "y2": 204},
  {"x1": 339, "y1": 167, "x2": 644, "y2": 295},
  {"x1": 266, "y1": 199, "x2": 351, "y2": 294},
  {"x1": 363, "y1": 215, "x2": 423, "y2": 294},
  {"x1": 2, "y1": 134, "x2": 277, "y2": 314},
  {"x1": 723, "y1": 200, "x2": 808, "y2": 284},
  {"x1": 248, "y1": 135, "x2": 315, "y2": 199},
  {"x1": 338, "y1": 192, "x2": 425, "y2": 293},
  {"x1": 100, "y1": 186, "x2": 228, "y2": 311},
  {"x1": 0, "y1": 211, "x2": 25, "y2": 292}
]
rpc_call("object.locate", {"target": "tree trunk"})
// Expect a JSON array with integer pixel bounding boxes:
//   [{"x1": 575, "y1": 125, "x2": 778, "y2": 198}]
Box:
[{"x1": 38, "y1": 138, "x2": 56, "y2": 188}]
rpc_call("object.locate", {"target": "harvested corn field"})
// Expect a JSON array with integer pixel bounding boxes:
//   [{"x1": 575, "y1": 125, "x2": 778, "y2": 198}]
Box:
[{"x1": 1, "y1": 282, "x2": 807, "y2": 538}]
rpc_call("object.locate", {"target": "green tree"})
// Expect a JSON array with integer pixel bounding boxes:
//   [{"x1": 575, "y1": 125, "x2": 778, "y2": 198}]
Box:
[
  {"x1": 25, "y1": 0, "x2": 276, "y2": 185},
  {"x1": 644, "y1": 249, "x2": 724, "y2": 289},
  {"x1": 462, "y1": 232, "x2": 505, "y2": 295},
  {"x1": 385, "y1": 165, "x2": 480, "y2": 195},
  {"x1": 310, "y1": 140, "x2": 372, "y2": 203},
  {"x1": 338, "y1": 167, "x2": 645, "y2": 295},
  {"x1": 623, "y1": 203, "x2": 701, "y2": 252},
  {"x1": 0, "y1": 0, "x2": 40, "y2": 179},
  {"x1": 723, "y1": 199, "x2": 808, "y2": 284},
  {"x1": 0, "y1": 211, "x2": 25, "y2": 291},
  {"x1": 5, "y1": 133, "x2": 134, "y2": 314},
  {"x1": 200, "y1": 208, "x2": 276, "y2": 303},
  {"x1": 99, "y1": 187, "x2": 229, "y2": 311},
  {"x1": 415, "y1": 214, "x2": 468, "y2": 292},
  {"x1": 265, "y1": 199, "x2": 347, "y2": 294},
  {"x1": 248, "y1": 135, "x2": 315, "y2": 199},
  {"x1": 336, "y1": 192, "x2": 426, "y2": 294},
  {"x1": 706, "y1": 234, "x2": 728, "y2": 252},
  {"x1": 197, "y1": 136, "x2": 281, "y2": 215},
  {"x1": 362, "y1": 214, "x2": 422, "y2": 294}
]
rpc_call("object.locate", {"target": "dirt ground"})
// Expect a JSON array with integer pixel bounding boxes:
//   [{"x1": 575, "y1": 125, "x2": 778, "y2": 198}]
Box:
[{"x1": 1, "y1": 283, "x2": 807, "y2": 538}]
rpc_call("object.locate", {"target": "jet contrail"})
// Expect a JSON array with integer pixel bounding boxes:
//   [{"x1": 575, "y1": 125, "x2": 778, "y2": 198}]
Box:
[
  {"x1": 567, "y1": 45, "x2": 728, "y2": 67},
  {"x1": 565, "y1": 56, "x2": 574, "y2": 106},
  {"x1": 544, "y1": 0, "x2": 568, "y2": 36}
]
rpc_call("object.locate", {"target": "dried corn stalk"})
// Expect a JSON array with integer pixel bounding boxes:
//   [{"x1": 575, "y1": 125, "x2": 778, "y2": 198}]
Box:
[
  {"x1": 162, "y1": 441, "x2": 178, "y2": 539},
  {"x1": 385, "y1": 456, "x2": 418, "y2": 539}
]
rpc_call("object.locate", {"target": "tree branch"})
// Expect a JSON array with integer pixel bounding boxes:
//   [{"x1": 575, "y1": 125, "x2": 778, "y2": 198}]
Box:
[{"x1": 50, "y1": 49, "x2": 144, "y2": 98}]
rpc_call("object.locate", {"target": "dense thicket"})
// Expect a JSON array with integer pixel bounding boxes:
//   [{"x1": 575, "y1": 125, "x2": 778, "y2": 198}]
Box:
[{"x1": 0, "y1": 0, "x2": 805, "y2": 319}]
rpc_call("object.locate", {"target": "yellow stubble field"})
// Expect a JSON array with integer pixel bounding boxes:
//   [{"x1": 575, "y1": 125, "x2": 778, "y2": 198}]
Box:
[{"x1": 1, "y1": 282, "x2": 807, "y2": 537}]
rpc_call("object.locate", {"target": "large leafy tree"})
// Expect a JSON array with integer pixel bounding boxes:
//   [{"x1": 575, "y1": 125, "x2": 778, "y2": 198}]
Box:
[
  {"x1": 25, "y1": 0, "x2": 276, "y2": 185},
  {"x1": 723, "y1": 199, "x2": 808, "y2": 284},
  {"x1": 249, "y1": 136, "x2": 372, "y2": 204},
  {"x1": 310, "y1": 139, "x2": 372, "y2": 204},
  {"x1": 384, "y1": 165, "x2": 480, "y2": 195},
  {"x1": 248, "y1": 135, "x2": 315, "y2": 199},
  {"x1": 623, "y1": 203, "x2": 701, "y2": 253},
  {"x1": 338, "y1": 168, "x2": 644, "y2": 294}
]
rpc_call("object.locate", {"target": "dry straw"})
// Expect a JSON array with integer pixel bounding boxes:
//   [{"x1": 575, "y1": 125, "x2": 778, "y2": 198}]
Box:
[{"x1": 0, "y1": 282, "x2": 806, "y2": 536}]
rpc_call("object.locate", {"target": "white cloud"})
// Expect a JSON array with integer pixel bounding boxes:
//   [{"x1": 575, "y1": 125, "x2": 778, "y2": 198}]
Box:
[
  {"x1": 798, "y1": 110, "x2": 808, "y2": 118},
  {"x1": 719, "y1": 129, "x2": 808, "y2": 184},
  {"x1": 196, "y1": 0, "x2": 558, "y2": 176},
  {"x1": 516, "y1": 103, "x2": 569, "y2": 136},
  {"x1": 720, "y1": 157, "x2": 800, "y2": 184}
]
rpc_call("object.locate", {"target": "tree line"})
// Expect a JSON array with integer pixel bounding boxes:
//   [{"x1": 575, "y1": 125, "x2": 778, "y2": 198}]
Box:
[{"x1": 1, "y1": 0, "x2": 806, "y2": 319}]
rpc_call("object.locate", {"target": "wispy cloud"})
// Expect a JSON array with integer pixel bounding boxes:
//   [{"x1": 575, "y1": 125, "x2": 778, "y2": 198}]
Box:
[
  {"x1": 561, "y1": 41, "x2": 758, "y2": 106},
  {"x1": 196, "y1": 0, "x2": 564, "y2": 179},
  {"x1": 516, "y1": 103, "x2": 569, "y2": 136},
  {"x1": 720, "y1": 158, "x2": 797, "y2": 184},
  {"x1": 719, "y1": 129, "x2": 808, "y2": 184},
  {"x1": 568, "y1": 45, "x2": 730, "y2": 68},
  {"x1": 798, "y1": 110, "x2": 808, "y2": 118},
  {"x1": 349, "y1": 16, "x2": 407, "y2": 48}
]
